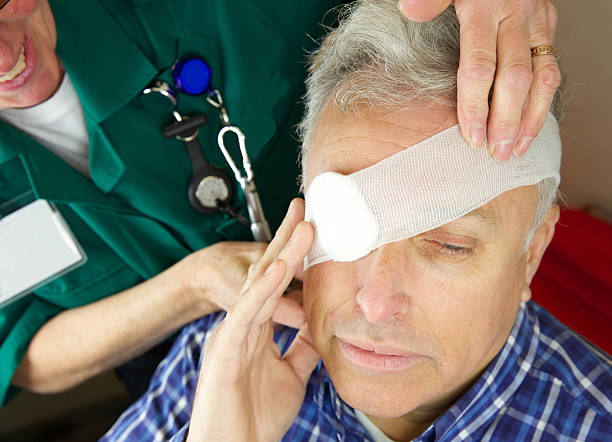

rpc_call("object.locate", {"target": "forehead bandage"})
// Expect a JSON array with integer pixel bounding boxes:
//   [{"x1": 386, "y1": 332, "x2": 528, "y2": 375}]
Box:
[{"x1": 304, "y1": 113, "x2": 561, "y2": 269}]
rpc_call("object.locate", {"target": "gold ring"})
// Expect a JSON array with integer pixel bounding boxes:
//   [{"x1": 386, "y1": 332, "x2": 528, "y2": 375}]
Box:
[{"x1": 530, "y1": 45, "x2": 557, "y2": 57}]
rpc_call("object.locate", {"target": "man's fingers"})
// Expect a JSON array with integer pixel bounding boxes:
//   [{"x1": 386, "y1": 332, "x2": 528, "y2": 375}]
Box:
[
  {"x1": 266, "y1": 222, "x2": 314, "y2": 322},
  {"x1": 487, "y1": 9, "x2": 533, "y2": 161},
  {"x1": 293, "y1": 263, "x2": 305, "y2": 282},
  {"x1": 243, "y1": 199, "x2": 305, "y2": 291},
  {"x1": 455, "y1": 0, "x2": 498, "y2": 149},
  {"x1": 213, "y1": 220, "x2": 313, "y2": 382},
  {"x1": 222, "y1": 259, "x2": 287, "y2": 347},
  {"x1": 398, "y1": 0, "x2": 452, "y2": 22},
  {"x1": 283, "y1": 324, "x2": 320, "y2": 385},
  {"x1": 515, "y1": 0, "x2": 560, "y2": 156},
  {"x1": 273, "y1": 296, "x2": 306, "y2": 329},
  {"x1": 227, "y1": 221, "x2": 314, "y2": 340}
]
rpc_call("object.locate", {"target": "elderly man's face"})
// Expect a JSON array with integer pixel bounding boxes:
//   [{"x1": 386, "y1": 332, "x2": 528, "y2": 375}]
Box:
[
  {"x1": 302, "y1": 103, "x2": 547, "y2": 422},
  {"x1": 0, "y1": 1, "x2": 61, "y2": 109}
]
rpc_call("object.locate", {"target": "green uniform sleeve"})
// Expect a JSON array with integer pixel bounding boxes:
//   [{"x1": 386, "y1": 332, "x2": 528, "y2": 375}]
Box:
[
  {"x1": 0, "y1": 260, "x2": 143, "y2": 405},
  {"x1": 0, "y1": 297, "x2": 60, "y2": 404}
]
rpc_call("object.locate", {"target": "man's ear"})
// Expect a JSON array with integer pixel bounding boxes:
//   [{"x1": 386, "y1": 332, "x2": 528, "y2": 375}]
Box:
[{"x1": 523, "y1": 205, "x2": 560, "y2": 293}]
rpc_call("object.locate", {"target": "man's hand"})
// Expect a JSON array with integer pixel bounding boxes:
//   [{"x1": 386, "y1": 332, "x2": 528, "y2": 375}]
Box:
[
  {"x1": 186, "y1": 199, "x2": 320, "y2": 442},
  {"x1": 398, "y1": 0, "x2": 561, "y2": 160},
  {"x1": 179, "y1": 240, "x2": 306, "y2": 328}
]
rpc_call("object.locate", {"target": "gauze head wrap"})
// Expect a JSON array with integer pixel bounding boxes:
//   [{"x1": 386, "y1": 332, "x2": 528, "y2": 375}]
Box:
[{"x1": 304, "y1": 113, "x2": 561, "y2": 269}]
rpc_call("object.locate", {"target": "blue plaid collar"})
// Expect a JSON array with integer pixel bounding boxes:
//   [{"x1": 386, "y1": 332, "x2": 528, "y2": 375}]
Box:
[{"x1": 309, "y1": 362, "x2": 373, "y2": 440}]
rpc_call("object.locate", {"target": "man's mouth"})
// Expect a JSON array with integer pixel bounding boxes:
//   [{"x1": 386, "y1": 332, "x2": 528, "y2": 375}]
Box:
[
  {"x1": 336, "y1": 337, "x2": 424, "y2": 372},
  {"x1": 0, "y1": 46, "x2": 26, "y2": 82}
]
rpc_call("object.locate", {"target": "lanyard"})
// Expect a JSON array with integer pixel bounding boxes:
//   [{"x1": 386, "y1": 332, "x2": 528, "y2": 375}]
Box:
[
  {"x1": 140, "y1": 57, "x2": 272, "y2": 242},
  {"x1": 163, "y1": 110, "x2": 236, "y2": 215},
  {"x1": 142, "y1": 81, "x2": 236, "y2": 216}
]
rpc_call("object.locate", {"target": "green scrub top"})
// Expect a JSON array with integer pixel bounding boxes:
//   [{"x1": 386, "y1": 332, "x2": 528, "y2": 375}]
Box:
[{"x1": 0, "y1": 0, "x2": 341, "y2": 405}]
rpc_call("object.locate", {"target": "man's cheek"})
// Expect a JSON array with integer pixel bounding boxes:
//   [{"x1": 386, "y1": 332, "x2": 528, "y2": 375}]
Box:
[
  {"x1": 428, "y1": 252, "x2": 509, "y2": 303},
  {"x1": 302, "y1": 271, "x2": 318, "y2": 319},
  {"x1": 302, "y1": 271, "x2": 329, "y2": 335}
]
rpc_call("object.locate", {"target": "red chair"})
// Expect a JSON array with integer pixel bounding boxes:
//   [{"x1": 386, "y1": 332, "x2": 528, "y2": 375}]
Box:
[{"x1": 531, "y1": 209, "x2": 612, "y2": 355}]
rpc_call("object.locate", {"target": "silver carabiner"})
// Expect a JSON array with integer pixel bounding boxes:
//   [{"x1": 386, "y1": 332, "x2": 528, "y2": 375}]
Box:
[
  {"x1": 217, "y1": 126, "x2": 272, "y2": 242},
  {"x1": 217, "y1": 126, "x2": 253, "y2": 183}
]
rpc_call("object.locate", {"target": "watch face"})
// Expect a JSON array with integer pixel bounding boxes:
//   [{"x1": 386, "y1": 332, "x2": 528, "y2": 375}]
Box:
[{"x1": 195, "y1": 176, "x2": 230, "y2": 208}]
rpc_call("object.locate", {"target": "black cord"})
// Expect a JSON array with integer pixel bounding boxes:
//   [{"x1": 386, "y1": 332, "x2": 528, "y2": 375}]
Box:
[{"x1": 216, "y1": 200, "x2": 250, "y2": 227}]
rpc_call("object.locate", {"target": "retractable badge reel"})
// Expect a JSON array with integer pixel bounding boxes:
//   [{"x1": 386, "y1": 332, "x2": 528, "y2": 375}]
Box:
[{"x1": 141, "y1": 61, "x2": 233, "y2": 214}]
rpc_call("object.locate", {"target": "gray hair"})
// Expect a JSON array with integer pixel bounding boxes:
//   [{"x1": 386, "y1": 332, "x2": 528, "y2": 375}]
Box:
[{"x1": 298, "y1": 0, "x2": 561, "y2": 248}]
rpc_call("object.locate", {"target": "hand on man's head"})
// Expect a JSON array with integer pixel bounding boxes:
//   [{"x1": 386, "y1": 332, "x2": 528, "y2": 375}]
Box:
[{"x1": 398, "y1": 0, "x2": 561, "y2": 160}]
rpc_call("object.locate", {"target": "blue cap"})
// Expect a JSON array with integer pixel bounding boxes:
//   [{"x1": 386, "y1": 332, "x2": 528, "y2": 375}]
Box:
[{"x1": 173, "y1": 57, "x2": 212, "y2": 95}]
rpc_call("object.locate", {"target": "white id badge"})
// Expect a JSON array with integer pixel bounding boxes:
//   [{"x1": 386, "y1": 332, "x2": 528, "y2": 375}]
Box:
[{"x1": 0, "y1": 199, "x2": 87, "y2": 308}]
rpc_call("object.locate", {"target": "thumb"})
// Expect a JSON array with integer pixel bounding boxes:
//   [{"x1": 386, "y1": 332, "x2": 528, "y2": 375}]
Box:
[{"x1": 283, "y1": 323, "x2": 320, "y2": 385}]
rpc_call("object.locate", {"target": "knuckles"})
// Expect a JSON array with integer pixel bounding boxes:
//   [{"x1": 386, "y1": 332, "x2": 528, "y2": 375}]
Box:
[
  {"x1": 498, "y1": 63, "x2": 533, "y2": 92},
  {"x1": 458, "y1": 52, "x2": 497, "y2": 83},
  {"x1": 538, "y1": 63, "x2": 562, "y2": 90}
]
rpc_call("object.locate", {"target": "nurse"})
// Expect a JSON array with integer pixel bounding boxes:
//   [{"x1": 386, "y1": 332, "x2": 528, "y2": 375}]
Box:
[
  {"x1": 0, "y1": 0, "x2": 560, "y2": 405},
  {"x1": 0, "y1": 0, "x2": 342, "y2": 403}
]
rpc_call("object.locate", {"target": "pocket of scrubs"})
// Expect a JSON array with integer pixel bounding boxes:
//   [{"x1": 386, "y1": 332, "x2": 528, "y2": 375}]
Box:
[{"x1": 0, "y1": 199, "x2": 87, "y2": 308}]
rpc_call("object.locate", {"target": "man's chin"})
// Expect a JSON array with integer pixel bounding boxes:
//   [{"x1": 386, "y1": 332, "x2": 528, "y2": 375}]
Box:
[
  {"x1": 332, "y1": 376, "x2": 420, "y2": 419},
  {"x1": 323, "y1": 355, "x2": 427, "y2": 419}
]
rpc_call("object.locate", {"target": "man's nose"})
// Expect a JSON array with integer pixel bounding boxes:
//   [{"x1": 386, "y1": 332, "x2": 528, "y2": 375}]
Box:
[{"x1": 354, "y1": 244, "x2": 408, "y2": 323}]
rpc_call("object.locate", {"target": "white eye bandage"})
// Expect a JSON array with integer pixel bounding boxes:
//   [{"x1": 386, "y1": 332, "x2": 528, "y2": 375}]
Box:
[{"x1": 304, "y1": 113, "x2": 561, "y2": 270}]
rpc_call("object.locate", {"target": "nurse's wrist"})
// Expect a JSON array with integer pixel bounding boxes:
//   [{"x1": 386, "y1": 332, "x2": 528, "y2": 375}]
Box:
[
  {"x1": 173, "y1": 241, "x2": 266, "y2": 318},
  {"x1": 172, "y1": 256, "x2": 221, "y2": 318},
  {"x1": 188, "y1": 288, "x2": 220, "y2": 318}
]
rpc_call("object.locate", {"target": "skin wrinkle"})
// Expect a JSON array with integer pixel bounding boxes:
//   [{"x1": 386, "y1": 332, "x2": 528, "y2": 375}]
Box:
[{"x1": 302, "y1": 103, "x2": 547, "y2": 441}]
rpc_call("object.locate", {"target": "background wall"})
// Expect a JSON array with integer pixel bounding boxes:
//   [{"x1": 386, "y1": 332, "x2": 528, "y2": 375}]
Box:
[{"x1": 555, "y1": 0, "x2": 612, "y2": 214}]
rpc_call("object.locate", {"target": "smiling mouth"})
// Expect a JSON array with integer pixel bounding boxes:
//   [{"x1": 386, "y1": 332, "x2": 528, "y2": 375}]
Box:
[
  {"x1": 336, "y1": 337, "x2": 424, "y2": 372},
  {"x1": 0, "y1": 34, "x2": 38, "y2": 93},
  {"x1": 0, "y1": 46, "x2": 26, "y2": 83}
]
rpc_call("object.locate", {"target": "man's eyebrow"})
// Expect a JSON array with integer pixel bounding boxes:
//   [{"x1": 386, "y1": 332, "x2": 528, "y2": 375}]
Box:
[{"x1": 453, "y1": 206, "x2": 501, "y2": 228}]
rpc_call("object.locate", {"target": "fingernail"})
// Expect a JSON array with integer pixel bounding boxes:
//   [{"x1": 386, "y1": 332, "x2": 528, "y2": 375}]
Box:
[
  {"x1": 493, "y1": 140, "x2": 514, "y2": 161},
  {"x1": 514, "y1": 137, "x2": 533, "y2": 157},
  {"x1": 264, "y1": 260, "x2": 278, "y2": 276},
  {"x1": 469, "y1": 125, "x2": 485, "y2": 148}
]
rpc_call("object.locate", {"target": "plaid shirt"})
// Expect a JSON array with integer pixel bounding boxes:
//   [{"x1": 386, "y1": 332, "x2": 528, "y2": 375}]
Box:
[{"x1": 101, "y1": 302, "x2": 612, "y2": 441}]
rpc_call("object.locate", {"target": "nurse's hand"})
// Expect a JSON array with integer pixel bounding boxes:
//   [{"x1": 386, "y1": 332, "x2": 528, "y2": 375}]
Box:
[
  {"x1": 186, "y1": 199, "x2": 319, "y2": 442},
  {"x1": 398, "y1": 0, "x2": 561, "y2": 160},
  {"x1": 180, "y1": 240, "x2": 307, "y2": 328}
]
